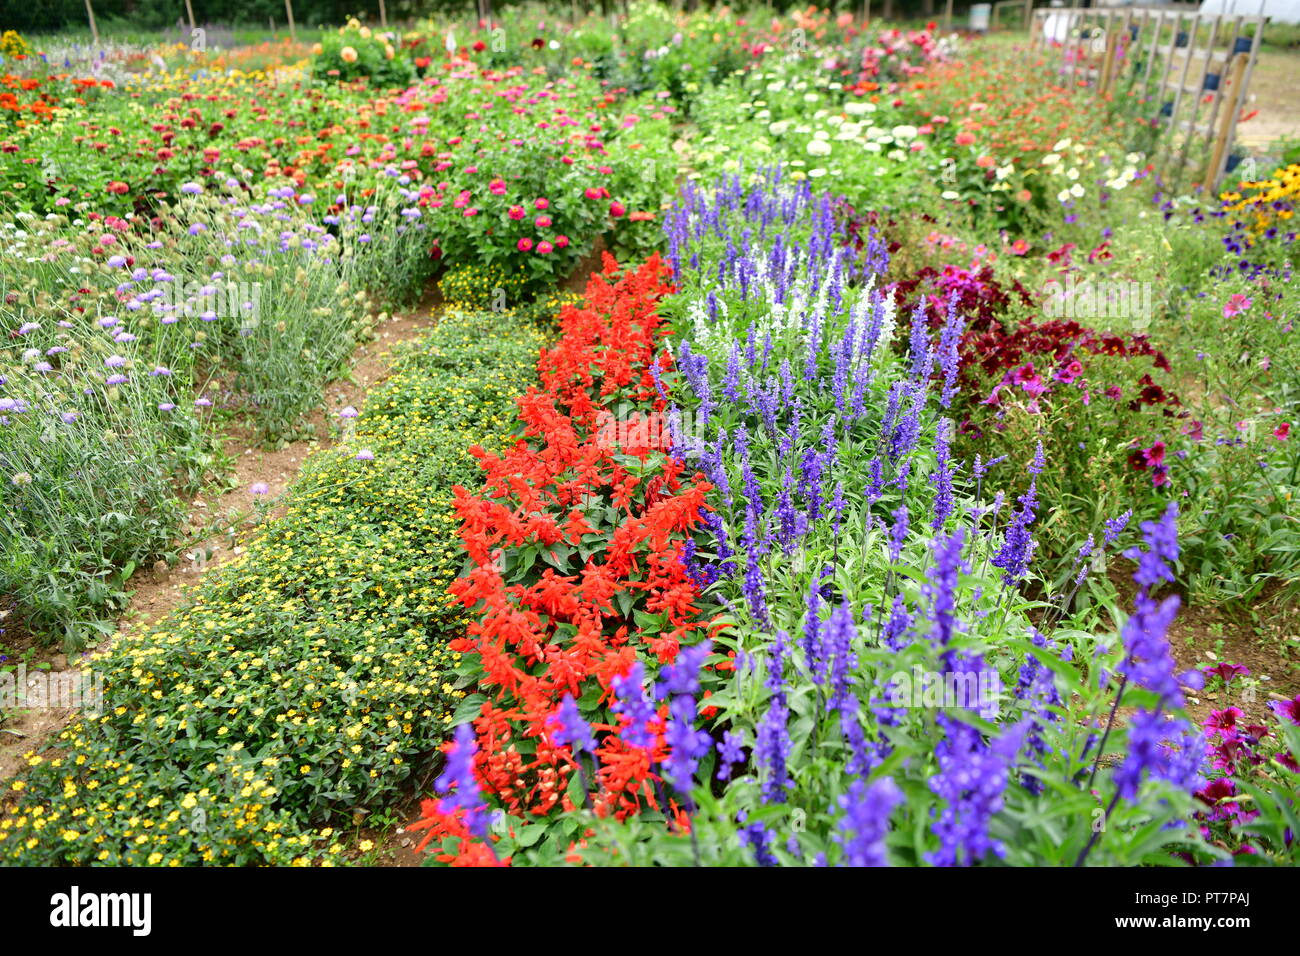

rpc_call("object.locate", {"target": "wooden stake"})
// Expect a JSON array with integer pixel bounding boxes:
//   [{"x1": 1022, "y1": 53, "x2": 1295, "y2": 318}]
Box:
[
  {"x1": 1205, "y1": 50, "x2": 1249, "y2": 189},
  {"x1": 285, "y1": 0, "x2": 297, "y2": 41},
  {"x1": 379, "y1": 0, "x2": 388, "y2": 29},
  {"x1": 944, "y1": 0, "x2": 953, "y2": 32},
  {"x1": 84, "y1": 0, "x2": 99, "y2": 45},
  {"x1": 1099, "y1": 14, "x2": 1119, "y2": 97}
]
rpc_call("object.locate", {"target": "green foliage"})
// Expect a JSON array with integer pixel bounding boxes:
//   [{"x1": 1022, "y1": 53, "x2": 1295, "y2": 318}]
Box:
[
  {"x1": 0, "y1": 307, "x2": 546, "y2": 865},
  {"x1": 311, "y1": 21, "x2": 414, "y2": 87}
]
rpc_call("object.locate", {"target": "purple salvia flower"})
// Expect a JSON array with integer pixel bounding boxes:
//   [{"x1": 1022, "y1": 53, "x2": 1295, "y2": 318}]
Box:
[
  {"x1": 1103, "y1": 508, "x2": 1132, "y2": 546},
  {"x1": 664, "y1": 695, "x2": 712, "y2": 793},
  {"x1": 992, "y1": 481, "x2": 1038, "y2": 589},
  {"x1": 937, "y1": 294, "x2": 964, "y2": 408},
  {"x1": 825, "y1": 600, "x2": 858, "y2": 714},
  {"x1": 883, "y1": 593, "x2": 913, "y2": 652},
  {"x1": 888, "y1": 505, "x2": 909, "y2": 565},
  {"x1": 548, "y1": 694, "x2": 597, "y2": 753},
  {"x1": 1124, "y1": 502, "x2": 1179, "y2": 594},
  {"x1": 908, "y1": 302, "x2": 933, "y2": 381},
  {"x1": 611, "y1": 663, "x2": 657, "y2": 749},
  {"x1": 436, "y1": 723, "x2": 491, "y2": 839},
  {"x1": 927, "y1": 718, "x2": 1027, "y2": 866},
  {"x1": 740, "y1": 820, "x2": 779, "y2": 866},
  {"x1": 930, "y1": 422, "x2": 954, "y2": 531},
  {"x1": 716, "y1": 730, "x2": 745, "y2": 781},
  {"x1": 657, "y1": 640, "x2": 713, "y2": 699},
  {"x1": 756, "y1": 697, "x2": 792, "y2": 804},
  {"x1": 1028, "y1": 441, "x2": 1046, "y2": 476},
  {"x1": 756, "y1": 631, "x2": 792, "y2": 803},
  {"x1": 923, "y1": 527, "x2": 967, "y2": 651},
  {"x1": 836, "y1": 776, "x2": 902, "y2": 866},
  {"x1": 803, "y1": 578, "x2": 826, "y2": 685}
]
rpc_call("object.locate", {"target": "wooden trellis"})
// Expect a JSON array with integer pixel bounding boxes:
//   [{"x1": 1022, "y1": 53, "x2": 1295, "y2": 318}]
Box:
[{"x1": 1031, "y1": 6, "x2": 1263, "y2": 193}]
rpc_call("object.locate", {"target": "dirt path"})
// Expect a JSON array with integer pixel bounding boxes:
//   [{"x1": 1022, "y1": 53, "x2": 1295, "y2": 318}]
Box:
[
  {"x1": 1236, "y1": 48, "x2": 1300, "y2": 152},
  {"x1": 1170, "y1": 600, "x2": 1300, "y2": 730},
  {"x1": 0, "y1": 301, "x2": 439, "y2": 784}
]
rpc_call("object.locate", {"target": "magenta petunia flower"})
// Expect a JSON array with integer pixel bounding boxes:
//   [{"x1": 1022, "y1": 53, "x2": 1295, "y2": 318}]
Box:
[
  {"x1": 1270, "y1": 695, "x2": 1300, "y2": 726},
  {"x1": 1223, "y1": 294, "x2": 1253, "y2": 318},
  {"x1": 1201, "y1": 662, "x2": 1250, "y2": 683}
]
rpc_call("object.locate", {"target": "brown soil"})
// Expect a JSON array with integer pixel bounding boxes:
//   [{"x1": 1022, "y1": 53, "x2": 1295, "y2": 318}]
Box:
[
  {"x1": 1235, "y1": 49, "x2": 1300, "y2": 152},
  {"x1": 1167, "y1": 598, "x2": 1300, "y2": 729},
  {"x1": 1093, "y1": 567, "x2": 1300, "y2": 739}
]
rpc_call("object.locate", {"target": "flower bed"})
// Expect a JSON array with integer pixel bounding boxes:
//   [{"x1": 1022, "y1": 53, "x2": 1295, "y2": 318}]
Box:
[
  {"x1": 411, "y1": 173, "x2": 1300, "y2": 866},
  {"x1": 0, "y1": 307, "x2": 545, "y2": 865}
]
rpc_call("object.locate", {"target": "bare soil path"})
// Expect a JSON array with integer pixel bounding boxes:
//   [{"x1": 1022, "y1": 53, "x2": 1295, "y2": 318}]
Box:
[{"x1": 1236, "y1": 49, "x2": 1300, "y2": 152}]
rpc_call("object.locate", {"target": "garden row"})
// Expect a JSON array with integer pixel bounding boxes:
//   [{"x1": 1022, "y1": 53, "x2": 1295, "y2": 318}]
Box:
[
  {"x1": 412, "y1": 174, "x2": 1300, "y2": 866},
  {"x1": 0, "y1": 304, "x2": 547, "y2": 864}
]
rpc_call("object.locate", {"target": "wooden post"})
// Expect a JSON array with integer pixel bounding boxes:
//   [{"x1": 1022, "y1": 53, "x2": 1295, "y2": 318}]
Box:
[
  {"x1": 944, "y1": 0, "x2": 953, "y2": 32},
  {"x1": 1216, "y1": 19, "x2": 1263, "y2": 188},
  {"x1": 1024, "y1": 0, "x2": 1033, "y2": 33},
  {"x1": 1140, "y1": 10, "x2": 1163, "y2": 98},
  {"x1": 1098, "y1": 14, "x2": 1119, "y2": 96},
  {"x1": 1205, "y1": 50, "x2": 1249, "y2": 189},
  {"x1": 864, "y1": 0, "x2": 871, "y2": 24},
  {"x1": 285, "y1": 0, "x2": 297, "y2": 41},
  {"x1": 84, "y1": 0, "x2": 100, "y2": 45},
  {"x1": 184, "y1": 0, "x2": 196, "y2": 32},
  {"x1": 1199, "y1": 16, "x2": 1244, "y2": 186},
  {"x1": 379, "y1": 0, "x2": 388, "y2": 29}
]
